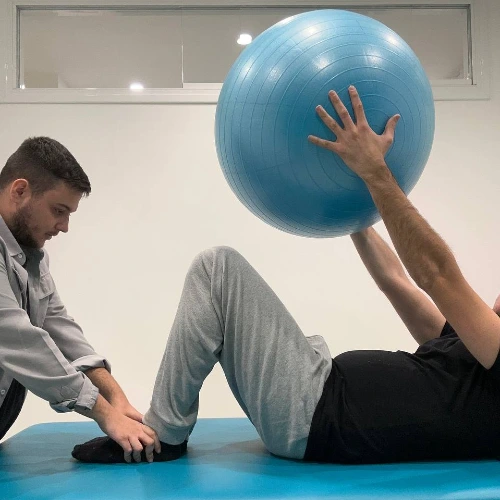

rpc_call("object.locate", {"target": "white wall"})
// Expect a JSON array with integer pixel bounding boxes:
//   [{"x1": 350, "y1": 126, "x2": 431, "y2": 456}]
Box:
[{"x1": 1, "y1": 0, "x2": 499, "y2": 440}]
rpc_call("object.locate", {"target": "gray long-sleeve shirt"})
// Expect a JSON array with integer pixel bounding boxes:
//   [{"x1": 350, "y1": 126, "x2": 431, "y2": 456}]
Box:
[{"x1": 0, "y1": 216, "x2": 109, "y2": 413}]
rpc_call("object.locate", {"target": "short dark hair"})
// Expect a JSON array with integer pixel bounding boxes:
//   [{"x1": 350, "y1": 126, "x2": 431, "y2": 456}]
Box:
[{"x1": 0, "y1": 137, "x2": 91, "y2": 196}]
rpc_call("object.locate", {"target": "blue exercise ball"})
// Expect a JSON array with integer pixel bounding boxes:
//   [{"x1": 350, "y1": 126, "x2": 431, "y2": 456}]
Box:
[{"x1": 215, "y1": 9, "x2": 435, "y2": 238}]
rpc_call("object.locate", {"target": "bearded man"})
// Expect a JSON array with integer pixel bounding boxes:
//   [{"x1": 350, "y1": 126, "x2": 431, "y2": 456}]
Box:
[{"x1": 0, "y1": 137, "x2": 160, "y2": 463}]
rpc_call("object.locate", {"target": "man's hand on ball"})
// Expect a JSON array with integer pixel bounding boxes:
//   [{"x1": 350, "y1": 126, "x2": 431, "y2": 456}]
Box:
[{"x1": 308, "y1": 86, "x2": 400, "y2": 182}]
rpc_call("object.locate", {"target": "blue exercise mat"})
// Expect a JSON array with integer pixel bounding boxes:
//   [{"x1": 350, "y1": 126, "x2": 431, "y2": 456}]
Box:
[{"x1": 0, "y1": 418, "x2": 499, "y2": 499}]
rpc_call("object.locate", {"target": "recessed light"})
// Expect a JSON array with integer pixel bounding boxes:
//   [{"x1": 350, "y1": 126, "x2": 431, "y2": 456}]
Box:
[{"x1": 237, "y1": 34, "x2": 253, "y2": 45}]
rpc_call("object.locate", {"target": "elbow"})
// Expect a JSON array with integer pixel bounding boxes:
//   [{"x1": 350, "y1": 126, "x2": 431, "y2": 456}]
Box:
[
  {"x1": 414, "y1": 259, "x2": 459, "y2": 295},
  {"x1": 378, "y1": 272, "x2": 411, "y2": 295},
  {"x1": 414, "y1": 272, "x2": 438, "y2": 294}
]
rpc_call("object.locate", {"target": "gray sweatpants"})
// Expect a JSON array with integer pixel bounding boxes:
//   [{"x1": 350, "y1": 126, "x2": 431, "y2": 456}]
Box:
[{"x1": 143, "y1": 246, "x2": 332, "y2": 459}]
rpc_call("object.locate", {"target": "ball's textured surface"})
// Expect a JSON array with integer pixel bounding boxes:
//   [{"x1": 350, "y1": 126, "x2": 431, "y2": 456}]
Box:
[{"x1": 215, "y1": 9, "x2": 435, "y2": 237}]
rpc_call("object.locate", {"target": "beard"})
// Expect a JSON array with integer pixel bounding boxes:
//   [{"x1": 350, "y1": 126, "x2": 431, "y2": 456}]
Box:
[{"x1": 10, "y1": 203, "x2": 40, "y2": 248}]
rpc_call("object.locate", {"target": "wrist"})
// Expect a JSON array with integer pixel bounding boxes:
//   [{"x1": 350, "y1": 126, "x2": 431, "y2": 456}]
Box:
[
  {"x1": 84, "y1": 367, "x2": 128, "y2": 406},
  {"x1": 77, "y1": 394, "x2": 117, "y2": 426},
  {"x1": 108, "y1": 393, "x2": 129, "y2": 406},
  {"x1": 351, "y1": 227, "x2": 371, "y2": 240},
  {"x1": 360, "y1": 161, "x2": 392, "y2": 185}
]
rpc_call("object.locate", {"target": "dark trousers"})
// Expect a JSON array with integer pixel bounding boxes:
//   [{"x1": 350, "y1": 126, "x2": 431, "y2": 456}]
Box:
[{"x1": 0, "y1": 380, "x2": 26, "y2": 441}]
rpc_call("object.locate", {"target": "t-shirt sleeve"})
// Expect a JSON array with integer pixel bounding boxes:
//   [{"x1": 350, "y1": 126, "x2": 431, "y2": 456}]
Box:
[
  {"x1": 487, "y1": 347, "x2": 500, "y2": 379},
  {"x1": 439, "y1": 321, "x2": 456, "y2": 338}
]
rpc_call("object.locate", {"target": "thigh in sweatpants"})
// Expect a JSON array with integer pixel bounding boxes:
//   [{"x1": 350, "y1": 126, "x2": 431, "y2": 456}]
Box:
[{"x1": 143, "y1": 246, "x2": 332, "y2": 459}]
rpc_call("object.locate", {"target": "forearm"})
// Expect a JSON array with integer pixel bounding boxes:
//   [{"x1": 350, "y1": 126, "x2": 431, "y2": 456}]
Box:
[
  {"x1": 352, "y1": 223, "x2": 445, "y2": 345},
  {"x1": 85, "y1": 367, "x2": 143, "y2": 422},
  {"x1": 85, "y1": 367, "x2": 128, "y2": 406},
  {"x1": 364, "y1": 166, "x2": 461, "y2": 293},
  {"x1": 75, "y1": 392, "x2": 116, "y2": 425},
  {"x1": 351, "y1": 227, "x2": 409, "y2": 291}
]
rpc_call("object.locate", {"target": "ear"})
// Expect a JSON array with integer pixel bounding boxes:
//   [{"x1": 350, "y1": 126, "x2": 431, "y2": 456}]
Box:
[{"x1": 10, "y1": 179, "x2": 31, "y2": 203}]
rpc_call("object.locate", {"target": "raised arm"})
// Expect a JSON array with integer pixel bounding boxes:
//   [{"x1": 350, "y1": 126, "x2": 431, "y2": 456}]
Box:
[
  {"x1": 310, "y1": 86, "x2": 500, "y2": 368},
  {"x1": 351, "y1": 227, "x2": 445, "y2": 344}
]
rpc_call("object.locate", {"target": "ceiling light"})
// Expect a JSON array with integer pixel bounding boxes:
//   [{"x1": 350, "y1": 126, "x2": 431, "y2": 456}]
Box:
[
  {"x1": 130, "y1": 82, "x2": 144, "y2": 90},
  {"x1": 237, "y1": 34, "x2": 253, "y2": 45}
]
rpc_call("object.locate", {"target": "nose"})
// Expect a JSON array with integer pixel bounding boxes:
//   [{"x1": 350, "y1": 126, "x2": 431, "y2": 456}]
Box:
[{"x1": 55, "y1": 219, "x2": 69, "y2": 233}]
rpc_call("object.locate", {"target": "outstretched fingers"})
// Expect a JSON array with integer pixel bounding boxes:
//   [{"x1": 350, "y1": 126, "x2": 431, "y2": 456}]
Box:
[
  {"x1": 308, "y1": 134, "x2": 339, "y2": 153},
  {"x1": 315, "y1": 105, "x2": 343, "y2": 137},
  {"x1": 329, "y1": 90, "x2": 355, "y2": 130},
  {"x1": 348, "y1": 86, "x2": 367, "y2": 125},
  {"x1": 308, "y1": 102, "x2": 343, "y2": 152},
  {"x1": 383, "y1": 114, "x2": 401, "y2": 141}
]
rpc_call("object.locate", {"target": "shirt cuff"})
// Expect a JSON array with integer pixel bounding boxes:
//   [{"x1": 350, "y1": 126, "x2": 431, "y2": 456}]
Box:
[
  {"x1": 71, "y1": 355, "x2": 111, "y2": 374},
  {"x1": 50, "y1": 375, "x2": 99, "y2": 413}
]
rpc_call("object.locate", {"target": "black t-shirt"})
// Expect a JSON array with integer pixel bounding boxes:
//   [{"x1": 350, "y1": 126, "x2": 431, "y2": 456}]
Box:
[{"x1": 304, "y1": 322, "x2": 500, "y2": 463}]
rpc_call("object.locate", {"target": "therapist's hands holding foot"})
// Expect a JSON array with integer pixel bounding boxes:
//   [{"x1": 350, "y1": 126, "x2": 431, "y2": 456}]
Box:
[{"x1": 76, "y1": 394, "x2": 161, "y2": 463}]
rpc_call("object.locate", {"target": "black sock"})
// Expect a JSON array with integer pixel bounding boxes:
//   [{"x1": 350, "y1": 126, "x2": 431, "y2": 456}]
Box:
[{"x1": 71, "y1": 436, "x2": 187, "y2": 464}]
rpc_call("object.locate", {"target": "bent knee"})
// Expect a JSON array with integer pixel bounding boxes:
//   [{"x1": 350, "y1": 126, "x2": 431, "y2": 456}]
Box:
[
  {"x1": 194, "y1": 246, "x2": 244, "y2": 266},
  {"x1": 212, "y1": 246, "x2": 244, "y2": 261},
  {"x1": 190, "y1": 246, "x2": 245, "y2": 276}
]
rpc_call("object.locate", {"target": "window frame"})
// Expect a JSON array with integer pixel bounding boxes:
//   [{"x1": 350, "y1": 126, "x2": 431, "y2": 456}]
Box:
[{"x1": 0, "y1": 0, "x2": 491, "y2": 103}]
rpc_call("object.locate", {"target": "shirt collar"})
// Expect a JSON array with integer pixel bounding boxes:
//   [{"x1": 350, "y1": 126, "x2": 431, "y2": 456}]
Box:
[{"x1": 0, "y1": 216, "x2": 44, "y2": 267}]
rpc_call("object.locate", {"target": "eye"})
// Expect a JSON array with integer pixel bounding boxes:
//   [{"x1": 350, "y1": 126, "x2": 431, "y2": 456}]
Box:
[{"x1": 53, "y1": 207, "x2": 65, "y2": 216}]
